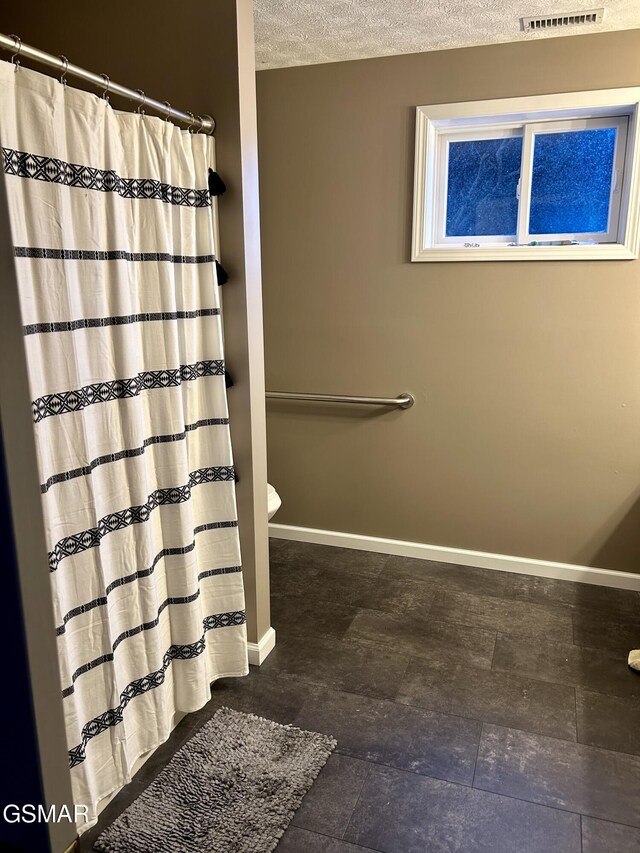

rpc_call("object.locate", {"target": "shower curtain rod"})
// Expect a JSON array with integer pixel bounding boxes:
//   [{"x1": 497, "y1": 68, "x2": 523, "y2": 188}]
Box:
[{"x1": 0, "y1": 33, "x2": 215, "y2": 134}]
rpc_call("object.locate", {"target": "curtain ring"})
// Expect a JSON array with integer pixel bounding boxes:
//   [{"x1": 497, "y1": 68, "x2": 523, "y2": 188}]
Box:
[
  {"x1": 186, "y1": 111, "x2": 196, "y2": 134},
  {"x1": 100, "y1": 73, "x2": 110, "y2": 104},
  {"x1": 163, "y1": 101, "x2": 172, "y2": 123},
  {"x1": 135, "y1": 89, "x2": 146, "y2": 115},
  {"x1": 9, "y1": 35, "x2": 22, "y2": 71},
  {"x1": 59, "y1": 55, "x2": 69, "y2": 87}
]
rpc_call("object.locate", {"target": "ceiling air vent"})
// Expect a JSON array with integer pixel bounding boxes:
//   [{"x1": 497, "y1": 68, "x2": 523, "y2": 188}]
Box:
[{"x1": 522, "y1": 8, "x2": 604, "y2": 30}]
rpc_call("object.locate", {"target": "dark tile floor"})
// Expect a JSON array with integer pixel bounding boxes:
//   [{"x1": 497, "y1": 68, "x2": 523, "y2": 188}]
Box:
[{"x1": 80, "y1": 540, "x2": 640, "y2": 852}]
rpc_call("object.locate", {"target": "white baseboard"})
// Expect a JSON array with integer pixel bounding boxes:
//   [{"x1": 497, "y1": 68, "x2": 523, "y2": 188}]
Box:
[
  {"x1": 247, "y1": 626, "x2": 277, "y2": 665},
  {"x1": 269, "y1": 523, "x2": 640, "y2": 591}
]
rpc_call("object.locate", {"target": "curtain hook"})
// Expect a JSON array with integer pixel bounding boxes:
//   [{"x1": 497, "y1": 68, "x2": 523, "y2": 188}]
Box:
[
  {"x1": 58, "y1": 55, "x2": 69, "y2": 87},
  {"x1": 9, "y1": 35, "x2": 22, "y2": 72},
  {"x1": 135, "y1": 89, "x2": 146, "y2": 115},
  {"x1": 163, "y1": 101, "x2": 172, "y2": 124},
  {"x1": 100, "y1": 73, "x2": 110, "y2": 104},
  {"x1": 186, "y1": 111, "x2": 196, "y2": 134}
]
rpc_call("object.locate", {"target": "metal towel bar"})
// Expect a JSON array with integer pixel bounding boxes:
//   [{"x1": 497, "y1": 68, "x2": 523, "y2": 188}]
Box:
[{"x1": 265, "y1": 391, "x2": 414, "y2": 409}]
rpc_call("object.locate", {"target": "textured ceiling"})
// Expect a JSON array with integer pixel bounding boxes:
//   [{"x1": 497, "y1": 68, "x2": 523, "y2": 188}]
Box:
[{"x1": 253, "y1": 0, "x2": 640, "y2": 69}]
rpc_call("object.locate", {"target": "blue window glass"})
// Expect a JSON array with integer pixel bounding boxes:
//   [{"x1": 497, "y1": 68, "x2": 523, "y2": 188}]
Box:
[
  {"x1": 445, "y1": 137, "x2": 522, "y2": 237},
  {"x1": 529, "y1": 128, "x2": 616, "y2": 235}
]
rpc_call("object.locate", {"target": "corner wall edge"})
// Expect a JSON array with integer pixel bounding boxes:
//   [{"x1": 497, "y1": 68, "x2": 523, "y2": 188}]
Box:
[{"x1": 247, "y1": 626, "x2": 276, "y2": 665}]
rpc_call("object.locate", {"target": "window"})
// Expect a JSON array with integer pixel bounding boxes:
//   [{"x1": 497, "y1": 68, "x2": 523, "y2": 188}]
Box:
[{"x1": 412, "y1": 89, "x2": 640, "y2": 261}]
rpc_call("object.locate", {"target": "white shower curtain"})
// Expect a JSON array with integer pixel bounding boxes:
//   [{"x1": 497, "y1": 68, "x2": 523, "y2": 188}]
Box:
[{"x1": 0, "y1": 60, "x2": 248, "y2": 822}]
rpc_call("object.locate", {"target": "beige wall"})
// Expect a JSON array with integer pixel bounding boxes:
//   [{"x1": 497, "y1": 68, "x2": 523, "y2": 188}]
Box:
[{"x1": 257, "y1": 30, "x2": 640, "y2": 573}]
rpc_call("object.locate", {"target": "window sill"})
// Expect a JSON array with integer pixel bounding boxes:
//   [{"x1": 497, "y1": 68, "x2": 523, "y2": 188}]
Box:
[{"x1": 411, "y1": 244, "x2": 638, "y2": 262}]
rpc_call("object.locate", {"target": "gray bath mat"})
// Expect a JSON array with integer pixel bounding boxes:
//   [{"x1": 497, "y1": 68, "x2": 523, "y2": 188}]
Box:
[{"x1": 93, "y1": 707, "x2": 336, "y2": 853}]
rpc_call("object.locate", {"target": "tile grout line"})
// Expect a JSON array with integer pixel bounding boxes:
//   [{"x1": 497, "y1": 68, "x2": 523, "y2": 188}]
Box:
[
  {"x1": 330, "y1": 748, "x2": 476, "y2": 789},
  {"x1": 490, "y1": 633, "x2": 638, "y2": 698},
  {"x1": 408, "y1": 614, "x2": 575, "y2": 646},
  {"x1": 489, "y1": 630, "x2": 498, "y2": 670},
  {"x1": 351, "y1": 604, "x2": 573, "y2": 647},
  {"x1": 392, "y1": 693, "x2": 577, "y2": 745},
  {"x1": 576, "y1": 812, "x2": 640, "y2": 830},
  {"x1": 357, "y1": 626, "x2": 637, "y2": 698},
  {"x1": 292, "y1": 822, "x2": 382, "y2": 852},
  {"x1": 471, "y1": 774, "x2": 640, "y2": 828},
  {"x1": 327, "y1": 739, "x2": 628, "y2": 828},
  {"x1": 392, "y1": 652, "x2": 413, "y2": 700},
  {"x1": 276, "y1": 620, "x2": 638, "y2": 695},
  {"x1": 339, "y1": 759, "x2": 375, "y2": 844},
  {"x1": 269, "y1": 654, "x2": 582, "y2": 738},
  {"x1": 263, "y1": 669, "x2": 508, "y2": 733},
  {"x1": 259, "y1": 662, "x2": 624, "y2": 748},
  {"x1": 424, "y1": 583, "x2": 439, "y2": 620},
  {"x1": 342, "y1": 630, "x2": 496, "y2": 671},
  {"x1": 471, "y1": 721, "x2": 484, "y2": 789},
  {"x1": 339, "y1": 598, "x2": 635, "y2": 647},
  {"x1": 261, "y1": 635, "x2": 639, "y2": 750},
  {"x1": 580, "y1": 814, "x2": 584, "y2": 853}
]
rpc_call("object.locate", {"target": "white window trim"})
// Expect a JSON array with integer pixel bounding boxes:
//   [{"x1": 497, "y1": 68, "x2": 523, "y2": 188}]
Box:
[{"x1": 411, "y1": 88, "x2": 640, "y2": 262}]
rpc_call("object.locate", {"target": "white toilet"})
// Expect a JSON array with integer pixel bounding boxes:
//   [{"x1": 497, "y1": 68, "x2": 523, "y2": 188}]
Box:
[{"x1": 267, "y1": 483, "x2": 281, "y2": 520}]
